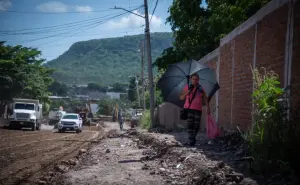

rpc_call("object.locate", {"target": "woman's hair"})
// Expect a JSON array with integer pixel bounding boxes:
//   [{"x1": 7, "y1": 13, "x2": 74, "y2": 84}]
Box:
[{"x1": 190, "y1": 73, "x2": 199, "y2": 79}]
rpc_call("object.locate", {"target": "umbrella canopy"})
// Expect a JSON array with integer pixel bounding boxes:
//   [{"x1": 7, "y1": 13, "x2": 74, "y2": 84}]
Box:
[{"x1": 157, "y1": 59, "x2": 220, "y2": 108}]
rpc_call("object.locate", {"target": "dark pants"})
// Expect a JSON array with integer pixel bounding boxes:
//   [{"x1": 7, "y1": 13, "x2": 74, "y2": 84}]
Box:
[
  {"x1": 119, "y1": 121, "x2": 123, "y2": 131},
  {"x1": 187, "y1": 110, "x2": 202, "y2": 144}
]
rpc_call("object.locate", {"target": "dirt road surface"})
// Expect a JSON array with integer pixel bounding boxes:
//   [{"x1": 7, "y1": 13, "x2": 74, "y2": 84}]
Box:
[
  {"x1": 2, "y1": 122, "x2": 295, "y2": 185},
  {"x1": 50, "y1": 122, "x2": 166, "y2": 185},
  {"x1": 0, "y1": 125, "x2": 102, "y2": 185}
]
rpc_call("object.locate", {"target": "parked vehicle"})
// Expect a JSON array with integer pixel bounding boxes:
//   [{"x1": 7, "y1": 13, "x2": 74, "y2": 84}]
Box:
[
  {"x1": 58, "y1": 113, "x2": 83, "y2": 133},
  {"x1": 130, "y1": 109, "x2": 143, "y2": 128},
  {"x1": 48, "y1": 109, "x2": 66, "y2": 125},
  {"x1": 6, "y1": 98, "x2": 42, "y2": 131}
]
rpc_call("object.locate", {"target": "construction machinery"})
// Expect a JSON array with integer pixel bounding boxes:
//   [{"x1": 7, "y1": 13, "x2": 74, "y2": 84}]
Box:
[{"x1": 77, "y1": 100, "x2": 96, "y2": 126}]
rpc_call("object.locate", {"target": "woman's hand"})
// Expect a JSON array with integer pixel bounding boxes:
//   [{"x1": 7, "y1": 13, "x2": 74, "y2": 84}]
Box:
[{"x1": 180, "y1": 89, "x2": 190, "y2": 100}]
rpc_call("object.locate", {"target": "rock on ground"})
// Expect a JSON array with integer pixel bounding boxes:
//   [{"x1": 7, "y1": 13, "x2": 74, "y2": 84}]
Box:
[
  {"x1": 50, "y1": 122, "x2": 166, "y2": 185},
  {"x1": 47, "y1": 122, "x2": 297, "y2": 185}
]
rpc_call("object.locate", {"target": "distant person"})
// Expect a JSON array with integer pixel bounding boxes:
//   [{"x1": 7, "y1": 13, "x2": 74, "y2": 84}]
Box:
[
  {"x1": 118, "y1": 108, "x2": 124, "y2": 131},
  {"x1": 180, "y1": 73, "x2": 210, "y2": 146}
]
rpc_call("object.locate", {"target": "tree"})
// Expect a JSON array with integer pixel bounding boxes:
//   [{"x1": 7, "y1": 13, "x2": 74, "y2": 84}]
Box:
[
  {"x1": 48, "y1": 80, "x2": 68, "y2": 96},
  {"x1": 110, "y1": 83, "x2": 126, "y2": 93},
  {"x1": 97, "y1": 98, "x2": 117, "y2": 115},
  {"x1": 154, "y1": 0, "x2": 271, "y2": 70},
  {"x1": 128, "y1": 77, "x2": 137, "y2": 102},
  {"x1": 87, "y1": 83, "x2": 107, "y2": 92},
  {"x1": 144, "y1": 69, "x2": 165, "y2": 108},
  {"x1": 0, "y1": 42, "x2": 54, "y2": 115}
]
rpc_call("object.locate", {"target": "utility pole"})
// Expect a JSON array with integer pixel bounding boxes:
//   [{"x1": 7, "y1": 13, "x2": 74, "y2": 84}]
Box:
[
  {"x1": 112, "y1": 1, "x2": 155, "y2": 128},
  {"x1": 144, "y1": 0, "x2": 155, "y2": 129},
  {"x1": 135, "y1": 75, "x2": 141, "y2": 107},
  {"x1": 140, "y1": 40, "x2": 146, "y2": 110}
]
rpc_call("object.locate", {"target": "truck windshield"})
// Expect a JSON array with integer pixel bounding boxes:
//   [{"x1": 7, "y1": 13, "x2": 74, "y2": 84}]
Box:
[
  {"x1": 15, "y1": 103, "x2": 35, "y2": 110},
  {"x1": 62, "y1": 115, "x2": 78, "y2": 119}
]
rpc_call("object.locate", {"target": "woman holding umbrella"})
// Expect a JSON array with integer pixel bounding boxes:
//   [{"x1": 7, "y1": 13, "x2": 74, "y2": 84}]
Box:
[
  {"x1": 180, "y1": 73, "x2": 210, "y2": 146},
  {"x1": 158, "y1": 59, "x2": 219, "y2": 146}
]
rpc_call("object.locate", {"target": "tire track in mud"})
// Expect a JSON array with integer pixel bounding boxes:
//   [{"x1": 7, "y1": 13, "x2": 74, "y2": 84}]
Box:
[
  {"x1": 0, "y1": 131, "x2": 101, "y2": 185},
  {"x1": 0, "y1": 132, "x2": 55, "y2": 148},
  {"x1": 0, "y1": 142, "x2": 68, "y2": 170},
  {"x1": 0, "y1": 134, "x2": 81, "y2": 169},
  {"x1": 0, "y1": 133, "x2": 75, "y2": 151},
  {"x1": 0, "y1": 132, "x2": 92, "y2": 169},
  {"x1": 0, "y1": 130, "x2": 47, "y2": 138}
]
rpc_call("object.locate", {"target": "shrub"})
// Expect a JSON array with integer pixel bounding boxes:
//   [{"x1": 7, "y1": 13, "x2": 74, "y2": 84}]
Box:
[
  {"x1": 97, "y1": 98, "x2": 116, "y2": 116},
  {"x1": 140, "y1": 109, "x2": 151, "y2": 129},
  {"x1": 249, "y1": 67, "x2": 300, "y2": 174}
]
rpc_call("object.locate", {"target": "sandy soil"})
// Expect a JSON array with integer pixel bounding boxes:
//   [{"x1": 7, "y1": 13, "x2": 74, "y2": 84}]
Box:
[{"x1": 0, "y1": 125, "x2": 102, "y2": 185}]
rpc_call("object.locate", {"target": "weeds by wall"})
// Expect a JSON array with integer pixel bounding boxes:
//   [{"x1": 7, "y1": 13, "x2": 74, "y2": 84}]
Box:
[
  {"x1": 140, "y1": 109, "x2": 151, "y2": 129},
  {"x1": 249, "y1": 67, "x2": 300, "y2": 175}
]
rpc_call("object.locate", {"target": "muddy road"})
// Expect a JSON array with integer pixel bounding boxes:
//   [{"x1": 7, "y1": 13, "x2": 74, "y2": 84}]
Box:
[{"x1": 0, "y1": 125, "x2": 102, "y2": 185}]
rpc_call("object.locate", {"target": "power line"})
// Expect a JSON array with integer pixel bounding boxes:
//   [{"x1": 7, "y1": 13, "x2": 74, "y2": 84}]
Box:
[
  {"x1": 0, "y1": 9, "x2": 121, "y2": 14},
  {"x1": 0, "y1": 5, "x2": 143, "y2": 34},
  {"x1": 0, "y1": 19, "x2": 115, "y2": 36},
  {"x1": 0, "y1": 13, "x2": 121, "y2": 34},
  {"x1": 0, "y1": 17, "x2": 117, "y2": 36},
  {"x1": 32, "y1": 7, "x2": 143, "y2": 47},
  {"x1": 3, "y1": 27, "x2": 144, "y2": 42},
  {"x1": 19, "y1": 15, "x2": 119, "y2": 45},
  {"x1": 150, "y1": 0, "x2": 159, "y2": 23}
]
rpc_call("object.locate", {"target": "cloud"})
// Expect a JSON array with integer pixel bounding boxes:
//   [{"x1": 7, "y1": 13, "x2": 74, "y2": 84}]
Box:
[
  {"x1": 75, "y1": 5, "x2": 92, "y2": 13},
  {"x1": 107, "y1": 11, "x2": 162, "y2": 30},
  {"x1": 36, "y1": 1, "x2": 92, "y2": 13},
  {"x1": 0, "y1": 0, "x2": 12, "y2": 11},
  {"x1": 37, "y1": 1, "x2": 68, "y2": 13}
]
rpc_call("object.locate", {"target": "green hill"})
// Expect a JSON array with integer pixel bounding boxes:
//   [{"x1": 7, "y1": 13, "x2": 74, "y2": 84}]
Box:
[{"x1": 45, "y1": 32, "x2": 173, "y2": 85}]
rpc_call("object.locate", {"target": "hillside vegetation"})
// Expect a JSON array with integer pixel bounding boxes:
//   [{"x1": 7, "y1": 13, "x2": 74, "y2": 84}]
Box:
[{"x1": 45, "y1": 32, "x2": 173, "y2": 85}]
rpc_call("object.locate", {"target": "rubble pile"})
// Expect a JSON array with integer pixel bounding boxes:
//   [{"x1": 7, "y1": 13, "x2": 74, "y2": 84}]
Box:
[{"x1": 134, "y1": 131, "x2": 259, "y2": 185}]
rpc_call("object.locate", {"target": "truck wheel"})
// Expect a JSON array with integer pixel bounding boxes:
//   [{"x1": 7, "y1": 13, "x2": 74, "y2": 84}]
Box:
[{"x1": 31, "y1": 123, "x2": 36, "y2": 131}]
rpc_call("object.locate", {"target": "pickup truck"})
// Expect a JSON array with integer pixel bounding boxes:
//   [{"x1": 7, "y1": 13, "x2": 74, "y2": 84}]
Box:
[{"x1": 58, "y1": 113, "x2": 83, "y2": 133}]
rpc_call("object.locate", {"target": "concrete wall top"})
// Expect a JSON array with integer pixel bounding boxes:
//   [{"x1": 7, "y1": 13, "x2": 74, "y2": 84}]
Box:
[
  {"x1": 220, "y1": 0, "x2": 292, "y2": 46},
  {"x1": 198, "y1": 47, "x2": 220, "y2": 64}
]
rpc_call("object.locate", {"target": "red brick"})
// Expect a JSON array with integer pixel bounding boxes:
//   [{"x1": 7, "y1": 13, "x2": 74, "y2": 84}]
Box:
[
  {"x1": 219, "y1": 41, "x2": 234, "y2": 130},
  {"x1": 256, "y1": 4, "x2": 289, "y2": 87},
  {"x1": 232, "y1": 26, "x2": 256, "y2": 131}
]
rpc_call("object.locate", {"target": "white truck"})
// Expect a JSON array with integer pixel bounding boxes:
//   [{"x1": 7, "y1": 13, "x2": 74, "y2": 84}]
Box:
[{"x1": 7, "y1": 98, "x2": 43, "y2": 131}]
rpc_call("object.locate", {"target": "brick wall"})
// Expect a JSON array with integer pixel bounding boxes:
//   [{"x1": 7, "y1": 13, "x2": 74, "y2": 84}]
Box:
[
  {"x1": 197, "y1": 0, "x2": 300, "y2": 131},
  {"x1": 157, "y1": 0, "x2": 299, "y2": 132},
  {"x1": 291, "y1": 1, "x2": 300, "y2": 120},
  {"x1": 231, "y1": 27, "x2": 256, "y2": 130},
  {"x1": 219, "y1": 42, "x2": 234, "y2": 130},
  {"x1": 255, "y1": 4, "x2": 288, "y2": 87}
]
